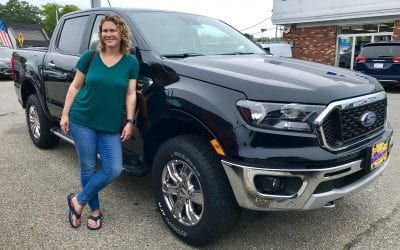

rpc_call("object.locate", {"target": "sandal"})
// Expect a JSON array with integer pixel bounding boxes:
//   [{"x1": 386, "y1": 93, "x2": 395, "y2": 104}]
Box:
[
  {"x1": 67, "y1": 193, "x2": 81, "y2": 228},
  {"x1": 87, "y1": 213, "x2": 102, "y2": 230}
]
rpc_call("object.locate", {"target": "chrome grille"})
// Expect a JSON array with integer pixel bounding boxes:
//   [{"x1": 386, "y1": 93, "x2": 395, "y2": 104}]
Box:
[
  {"x1": 316, "y1": 92, "x2": 387, "y2": 151},
  {"x1": 340, "y1": 99, "x2": 386, "y2": 143}
]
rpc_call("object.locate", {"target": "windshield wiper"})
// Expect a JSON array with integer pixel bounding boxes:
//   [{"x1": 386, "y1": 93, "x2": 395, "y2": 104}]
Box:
[
  {"x1": 215, "y1": 52, "x2": 255, "y2": 55},
  {"x1": 161, "y1": 53, "x2": 204, "y2": 58}
]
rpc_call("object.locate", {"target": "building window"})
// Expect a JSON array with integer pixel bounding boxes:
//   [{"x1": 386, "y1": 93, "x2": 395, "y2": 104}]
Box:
[
  {"x1": 379, "y1": 22, "x2": 394, "y2": 32},
  {"x1": 339, "y1": 22, "x2": 394, "y2": 35},
  {"x1": 336, "y1": 22, "x2": 394, "y2": 70}
]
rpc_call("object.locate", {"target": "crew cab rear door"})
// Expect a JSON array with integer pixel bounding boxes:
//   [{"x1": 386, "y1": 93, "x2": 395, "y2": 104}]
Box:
[{"x1": 43, "y1": 13, "x2": 92, "y2": 118}]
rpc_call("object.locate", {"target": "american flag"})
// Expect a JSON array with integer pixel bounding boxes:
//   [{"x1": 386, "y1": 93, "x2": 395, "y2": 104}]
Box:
[{"x1": 0, "y1": 17, "x2": 12, "y2": 48}]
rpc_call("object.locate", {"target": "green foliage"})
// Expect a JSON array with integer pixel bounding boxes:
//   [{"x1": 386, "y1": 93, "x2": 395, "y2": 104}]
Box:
[
  {"x1": 41, "y1": 3, "x2": 79, "y2": 37},
  {"x1": 0, "y1": 0, "x2": 79, "y2": 38},
  {"x1": 255, "y1": 37, "x2": 271, "y2": 43},
  {"x1": 243, "y1": 33, "x2": 254, "y2": 41},
  {"x1": 0, "y1": 0, "x2": 41, "y2": 24}
]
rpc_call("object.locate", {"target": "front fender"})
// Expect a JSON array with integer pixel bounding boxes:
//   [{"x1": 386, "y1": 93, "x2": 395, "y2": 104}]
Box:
[{"x1": 140, "y1": 77, "x2": 246, "y2": 162}]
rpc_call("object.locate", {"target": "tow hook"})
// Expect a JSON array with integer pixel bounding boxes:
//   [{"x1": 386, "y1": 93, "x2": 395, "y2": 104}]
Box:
[{"x1": 323, "y1": 201, "x2": 336, "y2": 208}]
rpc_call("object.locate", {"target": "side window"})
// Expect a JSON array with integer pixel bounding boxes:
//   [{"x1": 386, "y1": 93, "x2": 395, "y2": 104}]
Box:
[
  {"x1": 89, "y1": 15, "x2": 105, "y2": 49},
  {"x1": 58, "y1": 15, "x2": 89, "y2": 54}
]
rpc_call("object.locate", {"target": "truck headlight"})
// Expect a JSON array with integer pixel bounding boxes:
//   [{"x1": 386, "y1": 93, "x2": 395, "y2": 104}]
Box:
[{"x1": 236, "y1": 100, "x2": 325, "y2": 132}]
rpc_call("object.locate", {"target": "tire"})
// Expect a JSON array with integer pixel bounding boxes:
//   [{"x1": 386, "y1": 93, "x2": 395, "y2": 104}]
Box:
[
  {"x1": 152, "y1": 135, "x2": 240, "y2": 246},
  {"x1": 25, "y1": 94, "x2": 59, "y2": 149}
]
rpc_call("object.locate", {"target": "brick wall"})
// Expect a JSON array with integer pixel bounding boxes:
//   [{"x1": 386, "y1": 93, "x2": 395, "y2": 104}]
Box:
[
  {"x1": 393, "y1": 20, "x2": 400, "y2": 41},
  {"x1": 283, "y1": 25, "x2": 337, "y2": 65}
]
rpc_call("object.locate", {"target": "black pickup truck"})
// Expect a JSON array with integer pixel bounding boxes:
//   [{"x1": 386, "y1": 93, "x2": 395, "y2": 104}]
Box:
[{"x1": 12, "y1": 8, "x2": 393, "y2": 246}]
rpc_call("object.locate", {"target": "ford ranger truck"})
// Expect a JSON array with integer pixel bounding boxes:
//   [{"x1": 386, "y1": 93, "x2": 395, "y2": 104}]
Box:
[{"x1": 12, "y1": 8, "x2": 393, "y2": 246}]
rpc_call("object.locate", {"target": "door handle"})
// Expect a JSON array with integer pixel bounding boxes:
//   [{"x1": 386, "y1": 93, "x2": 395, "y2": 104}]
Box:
[{"x1": 47, "y1": 61, "x2": 56, "y2": 67}]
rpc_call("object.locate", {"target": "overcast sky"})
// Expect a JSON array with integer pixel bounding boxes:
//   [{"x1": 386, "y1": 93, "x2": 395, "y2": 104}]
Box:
[{"x1": 0, "y1": 0, "x2": 276, "y2": 38}]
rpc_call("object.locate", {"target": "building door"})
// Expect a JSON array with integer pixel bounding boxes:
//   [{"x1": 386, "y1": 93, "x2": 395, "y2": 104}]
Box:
[
  {"x1": 354, "y1": 35, "x2": 372, "y2": 66},
  {"x1": 338, "y1": 36, "x2": 353, "y2": 69},
  {"x1": 337, "y1": 32, "x2": 393, "y2": 70}
]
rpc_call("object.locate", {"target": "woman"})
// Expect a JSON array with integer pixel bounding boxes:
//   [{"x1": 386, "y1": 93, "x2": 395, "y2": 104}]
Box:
[{"x1": 60, "y1": 15, "x2": 139, "y2": 230}]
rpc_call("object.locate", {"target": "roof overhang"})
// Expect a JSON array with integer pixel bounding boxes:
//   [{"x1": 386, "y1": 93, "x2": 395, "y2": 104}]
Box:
[{"x1": 272, "y1": 1, "x2": 400, "y2": 25}]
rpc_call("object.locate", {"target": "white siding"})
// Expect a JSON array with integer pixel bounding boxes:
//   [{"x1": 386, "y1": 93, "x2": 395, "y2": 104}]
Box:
[{"x1": 272, "y1": 0, "x2": 400, "y2": 25}]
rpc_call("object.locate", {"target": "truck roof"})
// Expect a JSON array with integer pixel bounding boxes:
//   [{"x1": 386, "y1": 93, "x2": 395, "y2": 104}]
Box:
[{"x1": 63, "y1": 7, "x2": 209, "y2": 19}]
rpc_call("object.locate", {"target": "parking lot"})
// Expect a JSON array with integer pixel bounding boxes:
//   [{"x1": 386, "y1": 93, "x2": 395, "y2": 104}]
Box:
[{"x1": 1, "y1": 80, "x2": 400, "y2": 249}]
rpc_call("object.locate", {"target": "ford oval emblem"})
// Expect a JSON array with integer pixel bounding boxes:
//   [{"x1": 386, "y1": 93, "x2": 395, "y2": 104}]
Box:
[{"x1": 360, "y1": 111, "x2": 377, "y2": 127}]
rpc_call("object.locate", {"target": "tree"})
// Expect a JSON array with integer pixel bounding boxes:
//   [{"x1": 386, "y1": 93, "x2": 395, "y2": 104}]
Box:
[
  {"x1": 41, "y1": 3, "x2": 79, "y2": 38},
  {"x1": 0, "y1": 0, "x2": 41, "y2": 24},
  {"x1": 243, "y1": 33, "x2": 254, "y2": 41}
]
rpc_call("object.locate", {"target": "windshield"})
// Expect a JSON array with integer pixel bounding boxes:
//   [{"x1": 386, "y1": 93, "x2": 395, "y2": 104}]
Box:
[
  {"x1": 262, "y1": 44, "x2": 292, "y2": 57},
  {"x1": 271, "y1": 46, "x2": 291, "y2": 57},
  {"x1": 127, "y1": 11, "x2": 265, "y2": 56},
  {"x1": 360, "y1": 44, "x2": 400, "y2": 58}
]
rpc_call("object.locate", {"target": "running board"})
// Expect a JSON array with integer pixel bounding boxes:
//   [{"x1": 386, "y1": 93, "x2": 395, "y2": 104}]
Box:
[
  {"x1": 51, "y1": 127, "x2": 74, "y2": 145},
  {"x1": 51, "y1": 126, "x2": 147, "y2": 176}
]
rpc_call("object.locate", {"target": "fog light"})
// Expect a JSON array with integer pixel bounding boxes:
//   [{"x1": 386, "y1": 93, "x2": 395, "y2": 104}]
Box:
[{"x1": 254, "y1": 176, "x2": 284, "y2": 194}]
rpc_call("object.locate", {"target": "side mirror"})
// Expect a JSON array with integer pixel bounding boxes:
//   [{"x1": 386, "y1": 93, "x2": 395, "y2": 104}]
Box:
[{"x1": 137, "y1": 76, "x2": 153, "y2": 94}]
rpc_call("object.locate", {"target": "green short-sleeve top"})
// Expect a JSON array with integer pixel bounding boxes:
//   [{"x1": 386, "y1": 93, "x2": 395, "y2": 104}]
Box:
[{"x1": 70, "y1": 50, "x2": 139, "y2": 133}]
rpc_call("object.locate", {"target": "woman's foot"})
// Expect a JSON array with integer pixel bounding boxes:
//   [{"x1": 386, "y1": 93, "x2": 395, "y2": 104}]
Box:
[
  {"x1": 87, "y1": 210, "x2": 102, "y2": 230},
  {"x1": 67, "y1": 193, "x2": 83, "y2": 228}
]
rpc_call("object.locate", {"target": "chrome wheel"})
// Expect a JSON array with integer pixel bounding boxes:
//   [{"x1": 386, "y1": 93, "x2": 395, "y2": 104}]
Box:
[
  {"x1": 161, "y1": 159, "x2": 204, "y2": 226},
  {"x1": 28, "y1": 105, "x2": 40, "y2": 139}
]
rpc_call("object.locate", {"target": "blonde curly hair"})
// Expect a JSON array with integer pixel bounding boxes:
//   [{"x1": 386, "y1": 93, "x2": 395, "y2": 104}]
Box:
[{"x1": 98, "y1": 15, "x2": 133, "y2": 54}]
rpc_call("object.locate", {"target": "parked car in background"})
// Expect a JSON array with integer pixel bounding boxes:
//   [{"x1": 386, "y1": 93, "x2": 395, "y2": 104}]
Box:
[
  {"x1": 354, "y1": 41, "x2": 400, "y2": 87},
  {"x1": 260, "y1": 42, "x2": 292, "y2": 57},
  {"x1": 0, "y1": 47, "x2": 13, "y2": 79}
]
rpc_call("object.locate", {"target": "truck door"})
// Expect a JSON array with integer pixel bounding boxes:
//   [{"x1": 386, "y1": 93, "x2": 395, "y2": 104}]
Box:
[{"x1": 43, "y1": 14, "x2": 91, "y2": 118}]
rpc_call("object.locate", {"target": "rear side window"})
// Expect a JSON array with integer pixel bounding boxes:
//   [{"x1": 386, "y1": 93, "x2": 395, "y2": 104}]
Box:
[
  {"x1": 58, "y1": 16, "x2": 89, "y2": 54},
  {"x1": 360, "y1": 45, "x2": 400, "y2": 58},
  {"x1": 89, "y1": 15, "x2": 105, "y2": 49}
]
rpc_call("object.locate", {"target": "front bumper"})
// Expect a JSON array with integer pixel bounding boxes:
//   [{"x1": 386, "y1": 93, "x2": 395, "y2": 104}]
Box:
[{"x1": 222, "y1": 137, "x2": 393, "y2": 211}]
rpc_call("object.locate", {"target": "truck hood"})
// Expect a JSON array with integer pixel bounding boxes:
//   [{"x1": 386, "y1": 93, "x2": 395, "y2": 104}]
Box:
[{"x1": 161, "y1": 54, "x2": 383, "y2": 104}]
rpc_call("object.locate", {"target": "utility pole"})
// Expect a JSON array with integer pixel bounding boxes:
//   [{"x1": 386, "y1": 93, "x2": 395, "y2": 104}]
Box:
[
  {"x1": 261, "y1": 28, "x2": 266, "y2": 43},
  {"x1": 91, "y1": 0, "x2": 101, "y2": 8}
]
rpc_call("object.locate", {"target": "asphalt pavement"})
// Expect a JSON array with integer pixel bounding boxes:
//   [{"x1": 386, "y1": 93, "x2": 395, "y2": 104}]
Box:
[{"x1": 1, "y1": 80, "x2": 400, "y2": 249}]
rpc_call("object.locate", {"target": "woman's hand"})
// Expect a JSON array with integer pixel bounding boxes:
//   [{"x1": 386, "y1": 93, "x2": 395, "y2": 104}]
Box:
[
  {"x1": 60, "y1": 114, "x2": 70, "y2": 134},
  {"x1": 60, "y1": 70, "x2": 86, "y2": 135},
  {"x1": 121, "y1": 123, "x2": 134, "y2": 142}
]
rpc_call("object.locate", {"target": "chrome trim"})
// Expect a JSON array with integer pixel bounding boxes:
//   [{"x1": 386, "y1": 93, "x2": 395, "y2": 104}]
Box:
[
  {"x1": 52, "y1": 128, "x2": 101, "y2": 159},
  {"x1": 222, "y1": 152, "x2": 391, "y2": 211},
  {"x1": 28, "y1": 105, "x2": 41, "y2": 139},
  {"x1": 51, "y1": 129, "x2": 75, "y2": 145},
  {"x1": 161, "y1": 159, "x2": 204, "y2": 226},
  {"x1": 303, "y1": 159, "x2": 390, "y2": 209},
  {"x1": 315, "y1": 91, "x2": 387, "y2": 152}
]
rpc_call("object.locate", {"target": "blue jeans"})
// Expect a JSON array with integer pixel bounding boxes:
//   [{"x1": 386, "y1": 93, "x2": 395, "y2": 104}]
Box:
[{"x1": 70, "y1": 122, "x2": 123, "y2": 211}]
